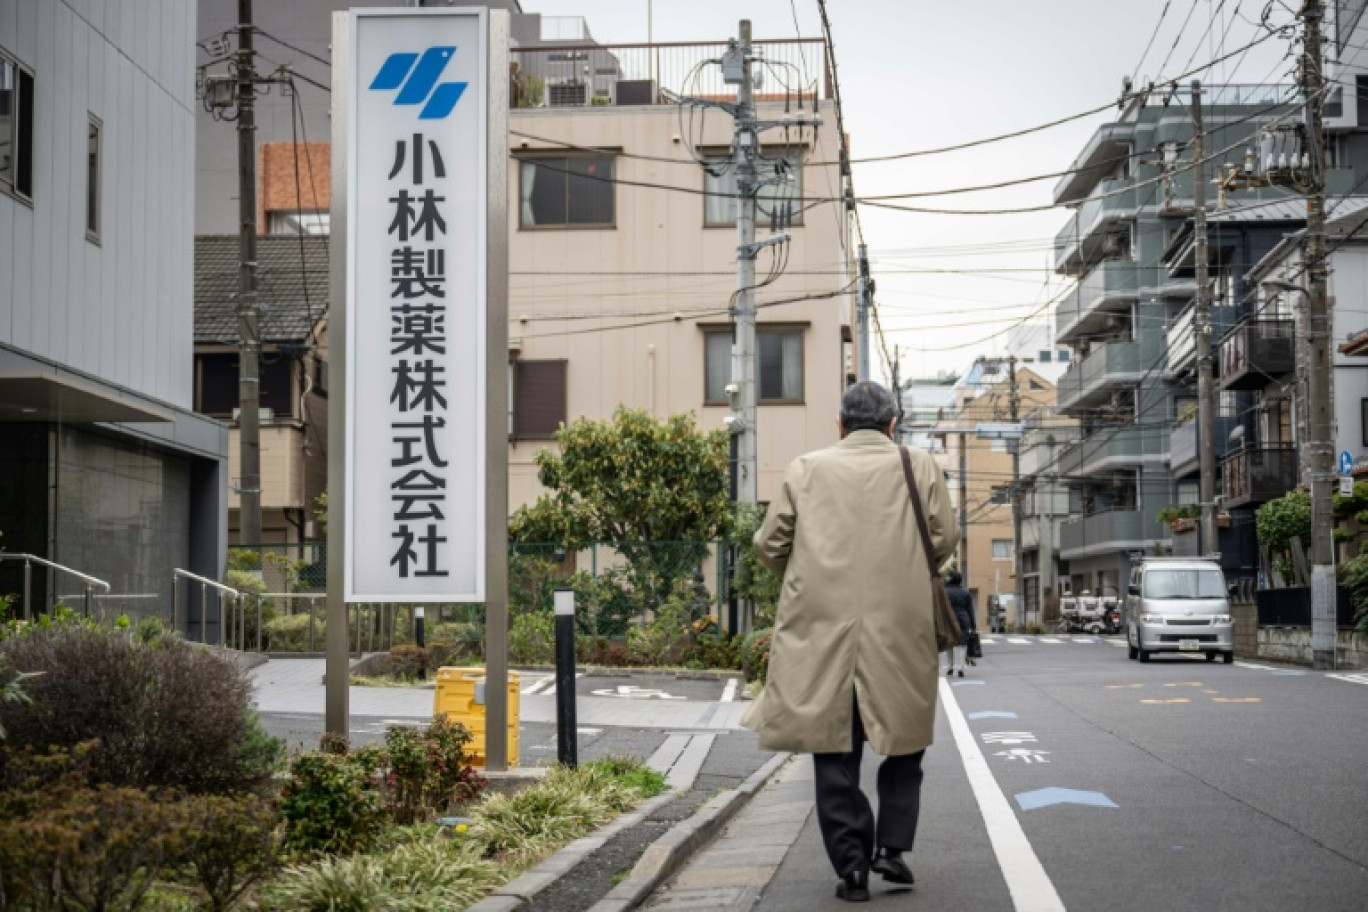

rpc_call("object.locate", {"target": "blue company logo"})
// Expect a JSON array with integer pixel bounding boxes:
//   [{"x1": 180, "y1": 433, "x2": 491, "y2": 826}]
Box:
[{"x1": 370, "y1": 47, "x2": 468, "y2": 119}]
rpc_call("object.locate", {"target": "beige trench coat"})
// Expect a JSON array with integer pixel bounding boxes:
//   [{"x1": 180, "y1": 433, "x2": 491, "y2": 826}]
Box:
[{"x1": 740, "y1": 430, "x2": 958, "y2": 756}]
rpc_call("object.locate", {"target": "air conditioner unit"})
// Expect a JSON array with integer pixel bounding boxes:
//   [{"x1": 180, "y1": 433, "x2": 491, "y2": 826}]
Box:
[
  {"x1": 231, "y1": 407, "x2": 275, "y2": 422},
  {"x1": 547, "y1": 80, "x2": 588, "y2": 107}
]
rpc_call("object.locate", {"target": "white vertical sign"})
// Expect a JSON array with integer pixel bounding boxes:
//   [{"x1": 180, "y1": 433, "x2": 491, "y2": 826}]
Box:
[{"x1": 345, "y1": 10, "x2": 488, "y2": 601}]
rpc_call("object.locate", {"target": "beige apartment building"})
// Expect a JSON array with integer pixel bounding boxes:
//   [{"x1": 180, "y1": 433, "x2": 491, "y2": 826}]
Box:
[
  {"x1": 935, "y1": 367, "x2": 1054, "y2": 627},
  {"x1": 504, "y1": 45, "x2": 854, "y2": 510}
]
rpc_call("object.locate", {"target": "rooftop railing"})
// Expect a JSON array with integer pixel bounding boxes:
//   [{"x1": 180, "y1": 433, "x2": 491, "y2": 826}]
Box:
[
  {"x1": 1141, "y1": 83, "x2": 1297, "y2": 107},
  {"x1": 511, "y1": 39, "x2": 829, "y2": 109}
]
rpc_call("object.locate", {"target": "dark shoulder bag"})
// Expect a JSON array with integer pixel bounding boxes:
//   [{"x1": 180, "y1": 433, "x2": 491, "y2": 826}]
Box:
[{"x1": 899, "y1": 446, "x2": 962, "y2": 653}]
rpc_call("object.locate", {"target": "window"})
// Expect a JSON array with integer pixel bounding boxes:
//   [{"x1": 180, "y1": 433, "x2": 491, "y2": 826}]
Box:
[
  {"x1": 511, "y1": 359, "x2": 567, "y2": 439},
  {"x1": 1037, "y1": 350, "x2": 1052, "y2": 363},
  {"x1": 703, "y1": 326, "x2": 804, "y2": 404},
  {"x1": 703, "y1": 155, "x2": 802, "y2": 227},
  {"x1": 0, "y1": 51, "x2": 35, "y2": 199},
  {"x1": 1057, "y1": 349, "x2": 1071, "y2": 363},
  {"x1": 518, "y1": 156, "x2": 614, "y2": 228},
  {"x1": 269, "y1": 210, "x2": 330, "y2": 235},
  {"x1": 194, "y1": 352, "x2": 294, "y2": 418},
  {"x1": 86, "y1": 115, "x2": 101, "y2": 241},
  {"x1": 991, "y1": 539, "x2": 1012, "y2": 561}
]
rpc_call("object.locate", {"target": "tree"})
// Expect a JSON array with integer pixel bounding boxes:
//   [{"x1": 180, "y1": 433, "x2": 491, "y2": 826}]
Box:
[{"x1": 510, "y1": 408, "x2": 730, "y2": 613}]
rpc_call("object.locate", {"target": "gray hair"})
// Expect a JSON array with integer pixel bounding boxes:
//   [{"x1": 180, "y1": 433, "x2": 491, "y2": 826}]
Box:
[{"x1": 840, "y1": 381, "x2": 898, "y2": 434}]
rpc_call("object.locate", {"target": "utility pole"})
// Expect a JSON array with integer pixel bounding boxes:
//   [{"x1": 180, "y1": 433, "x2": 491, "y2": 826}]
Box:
[
  {"x1": 1009, "y1": 356, "x2": 1024, "y2": 629},
  {"x1": 1301, "y1": 0, "x2": 1335, "y2": 669},
  {"x1": 730, "y1": 19, "x2": 759, "y2": 507},
  {"x1": 1192, "y1": 80, "x2": 1219, "y2": 558},
  {"x1": 236, "y1": 0, "x2": 262, "y2": 548},
  {"x1": 857, "y1": 243, "x2": 872, "y2": 380}
]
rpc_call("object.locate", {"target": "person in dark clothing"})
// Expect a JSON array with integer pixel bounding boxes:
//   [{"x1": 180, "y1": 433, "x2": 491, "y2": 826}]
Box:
[{"x1": 943, "y1": 571, "x2": 976, "y2": 677}]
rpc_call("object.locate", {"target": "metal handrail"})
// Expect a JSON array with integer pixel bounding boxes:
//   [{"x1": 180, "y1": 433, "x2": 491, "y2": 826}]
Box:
[
  {"x1": 172, "y1": 569, "x2": 240, "y2": 646},
  {"x1": 0, "y1": 553, "x2": 111, "y2": 619}
]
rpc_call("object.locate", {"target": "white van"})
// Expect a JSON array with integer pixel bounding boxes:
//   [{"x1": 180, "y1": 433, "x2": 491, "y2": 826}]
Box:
[{"x1": 1124, "y1": 558, "x2": 1234, "y2": 664}]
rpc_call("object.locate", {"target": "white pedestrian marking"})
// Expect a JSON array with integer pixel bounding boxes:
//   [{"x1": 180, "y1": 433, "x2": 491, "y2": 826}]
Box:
[
  {"x1": 1236, "y1": 662, "x2": 1276, "y2": 671},
  {"x1": 720, "y1": 678, "x2": 739, "y2": 703},
  {"x1": 523, "y1": 677, "x2": 553, "y2": 696},
  {"x1": 995, "y1": 748, "x2": 1051, "y2": 764},
  {"x1": 978, "y1": 637, "x2": 998, "y2": 644},
  {"x1": 1006, "y1": 637, "x2": 1031, "y2": 644},
  {"x1": 941, "y1": 680, "x2": 1065, "y2": 912},
  {"x1": 591, "y1": 685, "x2": 686, "y2": 700},
  {"x1": 1039, "y1": 637, "x2": 1063, "y2": 644},
  {"x1": 1109, "y1": 640, "x2": 1130, "y2": 647},
  {"x1": 981, "y1": 731, "x2": 1039, "y2": 745},
  {"x1": 1072, "y1": 637, "x2": 1099, "y2": 644},
  {"x1": 1328, "y1": 673, "x2": 1368, "y2": 687}
]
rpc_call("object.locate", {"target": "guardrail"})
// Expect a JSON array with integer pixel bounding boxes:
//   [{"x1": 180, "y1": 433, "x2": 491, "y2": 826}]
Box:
[
  {"x1": 171, "y1": 569, "x2": 240, "y2": 646},
  {"x1": 0, "y1": 553, "x2": 111, "y2": 619}
]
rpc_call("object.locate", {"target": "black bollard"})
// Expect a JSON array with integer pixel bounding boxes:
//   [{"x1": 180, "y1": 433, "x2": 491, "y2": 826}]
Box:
[
  {"x1": 415, "y1": 606, "x2": 427, "y2": 680},
  {"x1": 553, "y1": 587, "x2": 577, "y2": 768}
]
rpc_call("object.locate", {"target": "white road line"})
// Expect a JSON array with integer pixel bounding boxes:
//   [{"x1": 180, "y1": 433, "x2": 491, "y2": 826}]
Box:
[
  {"x1": 523, "y1": 677, "x2": 553, "y2": 696},
  {"x1": 1328, "y1": 673, "x2": 1368, "y2": 686},
  {"x1": 1236, "y1": 661, "x2": 1276, "y2": 671},
  {"x1": 1039, "y1": 637, "x2": 1063, "y2": 644},
  {"x1": 1072, "y1": 637, "x2": 1099, "y2": 644},
  {"x1": 720, "y1": 678, "x2": 739, "y2": 703},
  {"x1": 1109, "y1": 640, "x2": 1129, "y2": 648},
  {"x1": 940, "y1": 679, "x2": 1065, "y2": 912},
  {"x1": 979, "y1": 638, "x2": 998, "y2": 645},
  {"x1": 1006, "y1": 637, "x2": 1031, "y2": 645}
]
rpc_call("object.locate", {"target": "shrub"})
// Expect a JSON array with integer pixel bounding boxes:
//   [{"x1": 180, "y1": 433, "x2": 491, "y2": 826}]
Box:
[
  {"x1": 380, "y1": 718, "x2": 485, "y2": 823},
  {"x1": 740, "y1": 629, "x2": 773, "y2": 684},
  {"x1": 388, "y1": 643, "x2": 428, "y2": 679},
  {"x1": 264, "y1": 612, "x2": 320, "y2": 652},
  {"x1": 0, "y1": 622, "x2": 280, "y2": 794},
  {"x1": 509, "y1": 610, "x2": 555, "y2": 664},
  {"x1": 179, "y1": 792, "x2": 280, "y2": 911},
  {"x1": 279, "y1": 751, "x2": 387, "y2": 856},
  {"x1": 0, "y1": 781, "x2": 189, "y2": 912}
]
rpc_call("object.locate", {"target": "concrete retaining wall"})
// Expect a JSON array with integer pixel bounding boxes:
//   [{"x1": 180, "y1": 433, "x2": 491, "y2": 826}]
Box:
[{"x1": 1256, "y1": 627, "x2": 1368, "y2": 669}]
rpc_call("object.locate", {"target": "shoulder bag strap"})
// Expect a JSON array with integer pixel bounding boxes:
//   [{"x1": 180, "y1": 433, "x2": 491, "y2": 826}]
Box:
[{"x1": 899, "y1": 445, "x2": 939, "y2": 577}]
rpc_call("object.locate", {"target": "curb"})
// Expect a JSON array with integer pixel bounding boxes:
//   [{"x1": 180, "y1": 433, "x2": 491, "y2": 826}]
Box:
[
  {"x1": 464, "y1": 792, "x2": 675, "y2": 912},
  {"x1": 585, "y1": 751, "x2": 792, "y2": 912}
]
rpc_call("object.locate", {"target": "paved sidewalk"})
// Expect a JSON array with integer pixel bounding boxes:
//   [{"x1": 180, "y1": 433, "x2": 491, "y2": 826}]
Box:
[{"x1": 643, "y1": 757, "x2": 813, "y2": 911}]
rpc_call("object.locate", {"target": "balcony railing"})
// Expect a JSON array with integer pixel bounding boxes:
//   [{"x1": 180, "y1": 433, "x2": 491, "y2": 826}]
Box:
[
  {"x1": 1054, "y1": 179, "x2": 1139, "y2": 273},
  {"x1": 1056, "y1": 340, "x2": 1144, "y2": 412},
  {"x1": 1057, "y1": 426, "x2": 1153, "y2": 479},
  {"x1": 1055, "y1": 260, "x2": 1141, "y2": 343},
  {"x1": 1140, "y1": 83, "x2": 1296, "y2": 107},
  {"x1": 1059, "y1": 509, "x2": 1162, "y2": 560},
  {"x1": 1218, "y1": 319, "x2": 1295, "y2": 390},
  {"x1": 510, "y1": 39, "x2": 829, "y2": 108},
  {"x1": 1169, "y1": 415, "x2": 1241, "y2": 479},
  {"x1": 1221, "y1": 445, "x2": 1298, "y2": 507}
]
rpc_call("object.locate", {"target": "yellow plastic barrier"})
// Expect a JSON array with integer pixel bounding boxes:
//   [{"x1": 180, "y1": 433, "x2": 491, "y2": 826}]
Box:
[{"x1": 433, "y1": 667, "x2": 520, "y2": 768}]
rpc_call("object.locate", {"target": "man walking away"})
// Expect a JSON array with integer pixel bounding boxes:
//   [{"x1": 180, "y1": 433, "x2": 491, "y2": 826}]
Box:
[
  {"x1": 741, "y1": 381, "x2": 959, "y2": 902},
  {"x1": 944, "y1": 570, "x2": 976, "y2": 677}
]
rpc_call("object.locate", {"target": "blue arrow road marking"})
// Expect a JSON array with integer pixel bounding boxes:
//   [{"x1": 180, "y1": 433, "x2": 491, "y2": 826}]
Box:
[
  {"x1": 968, "y1": 711, "x2": 1019, "y2": 719},
  {"x1": 1015, "y1": 787, "x2": 1118, "y2": 811},
  {"x1": 952, "y1": 680, "x2": 986, "y2": 686}
]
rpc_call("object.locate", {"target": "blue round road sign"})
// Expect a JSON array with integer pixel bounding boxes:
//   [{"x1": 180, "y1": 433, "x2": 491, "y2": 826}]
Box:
[{"x1": 1340, "y1": 451, "x2": 1355, "y2": 475}]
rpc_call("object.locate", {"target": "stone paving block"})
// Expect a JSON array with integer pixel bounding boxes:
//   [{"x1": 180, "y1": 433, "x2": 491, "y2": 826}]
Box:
[
  {"x1": 647, "y1": 885, "x2": 759, "y2": 910},
  {"x1": 494, "y1": 869, "x2": 558, "y2": 899},
  {"x1": 463, "y1": 896, "x2": 525, "y2": 912}
]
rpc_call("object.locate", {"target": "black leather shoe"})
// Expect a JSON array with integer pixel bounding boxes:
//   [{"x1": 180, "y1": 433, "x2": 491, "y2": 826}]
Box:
[
  {"x1": 872, "y1": 849, "x2": 915, "y2": 885},
  {"x1": 835, "y1": 871, "x2": 870, "y2": 902}
]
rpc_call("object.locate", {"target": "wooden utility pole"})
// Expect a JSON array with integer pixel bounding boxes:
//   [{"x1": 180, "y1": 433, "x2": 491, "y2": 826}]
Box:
[
  {"x1": 237, "y1": 0, "x2": 262, "y2": 549},
  {"x1": 1192, "y1": 80, "x2": 1219, "y2": 558}
]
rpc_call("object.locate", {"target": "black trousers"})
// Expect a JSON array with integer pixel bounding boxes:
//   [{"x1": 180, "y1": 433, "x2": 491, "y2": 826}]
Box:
[{"x1": 813, "y1": 697, "x2": 926, "y2": 877}]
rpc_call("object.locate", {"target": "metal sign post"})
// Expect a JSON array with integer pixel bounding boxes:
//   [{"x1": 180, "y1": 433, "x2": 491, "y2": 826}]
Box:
[
  {"x1": 553, "y1": 588, "x2": 578, "y2": 768},
  {"x1": 330, "y1": 9, "x2": 509, "y2": 760}
]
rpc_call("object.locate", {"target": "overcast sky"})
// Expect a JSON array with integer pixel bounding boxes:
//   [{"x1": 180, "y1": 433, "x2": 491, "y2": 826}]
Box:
[{"x1": 521, "y1": 0, "x2": 1296, "y2": 381}]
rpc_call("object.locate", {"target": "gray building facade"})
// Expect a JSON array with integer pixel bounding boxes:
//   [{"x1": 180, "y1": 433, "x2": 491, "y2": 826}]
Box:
[{"x1": 0, "y1": 0, "x2": 227, "y2": 631}]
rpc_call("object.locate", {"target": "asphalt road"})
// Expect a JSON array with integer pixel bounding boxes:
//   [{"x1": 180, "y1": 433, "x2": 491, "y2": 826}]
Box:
[{"x1": 740, "y1": 636, "x2": 1368, "y2": 911}]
